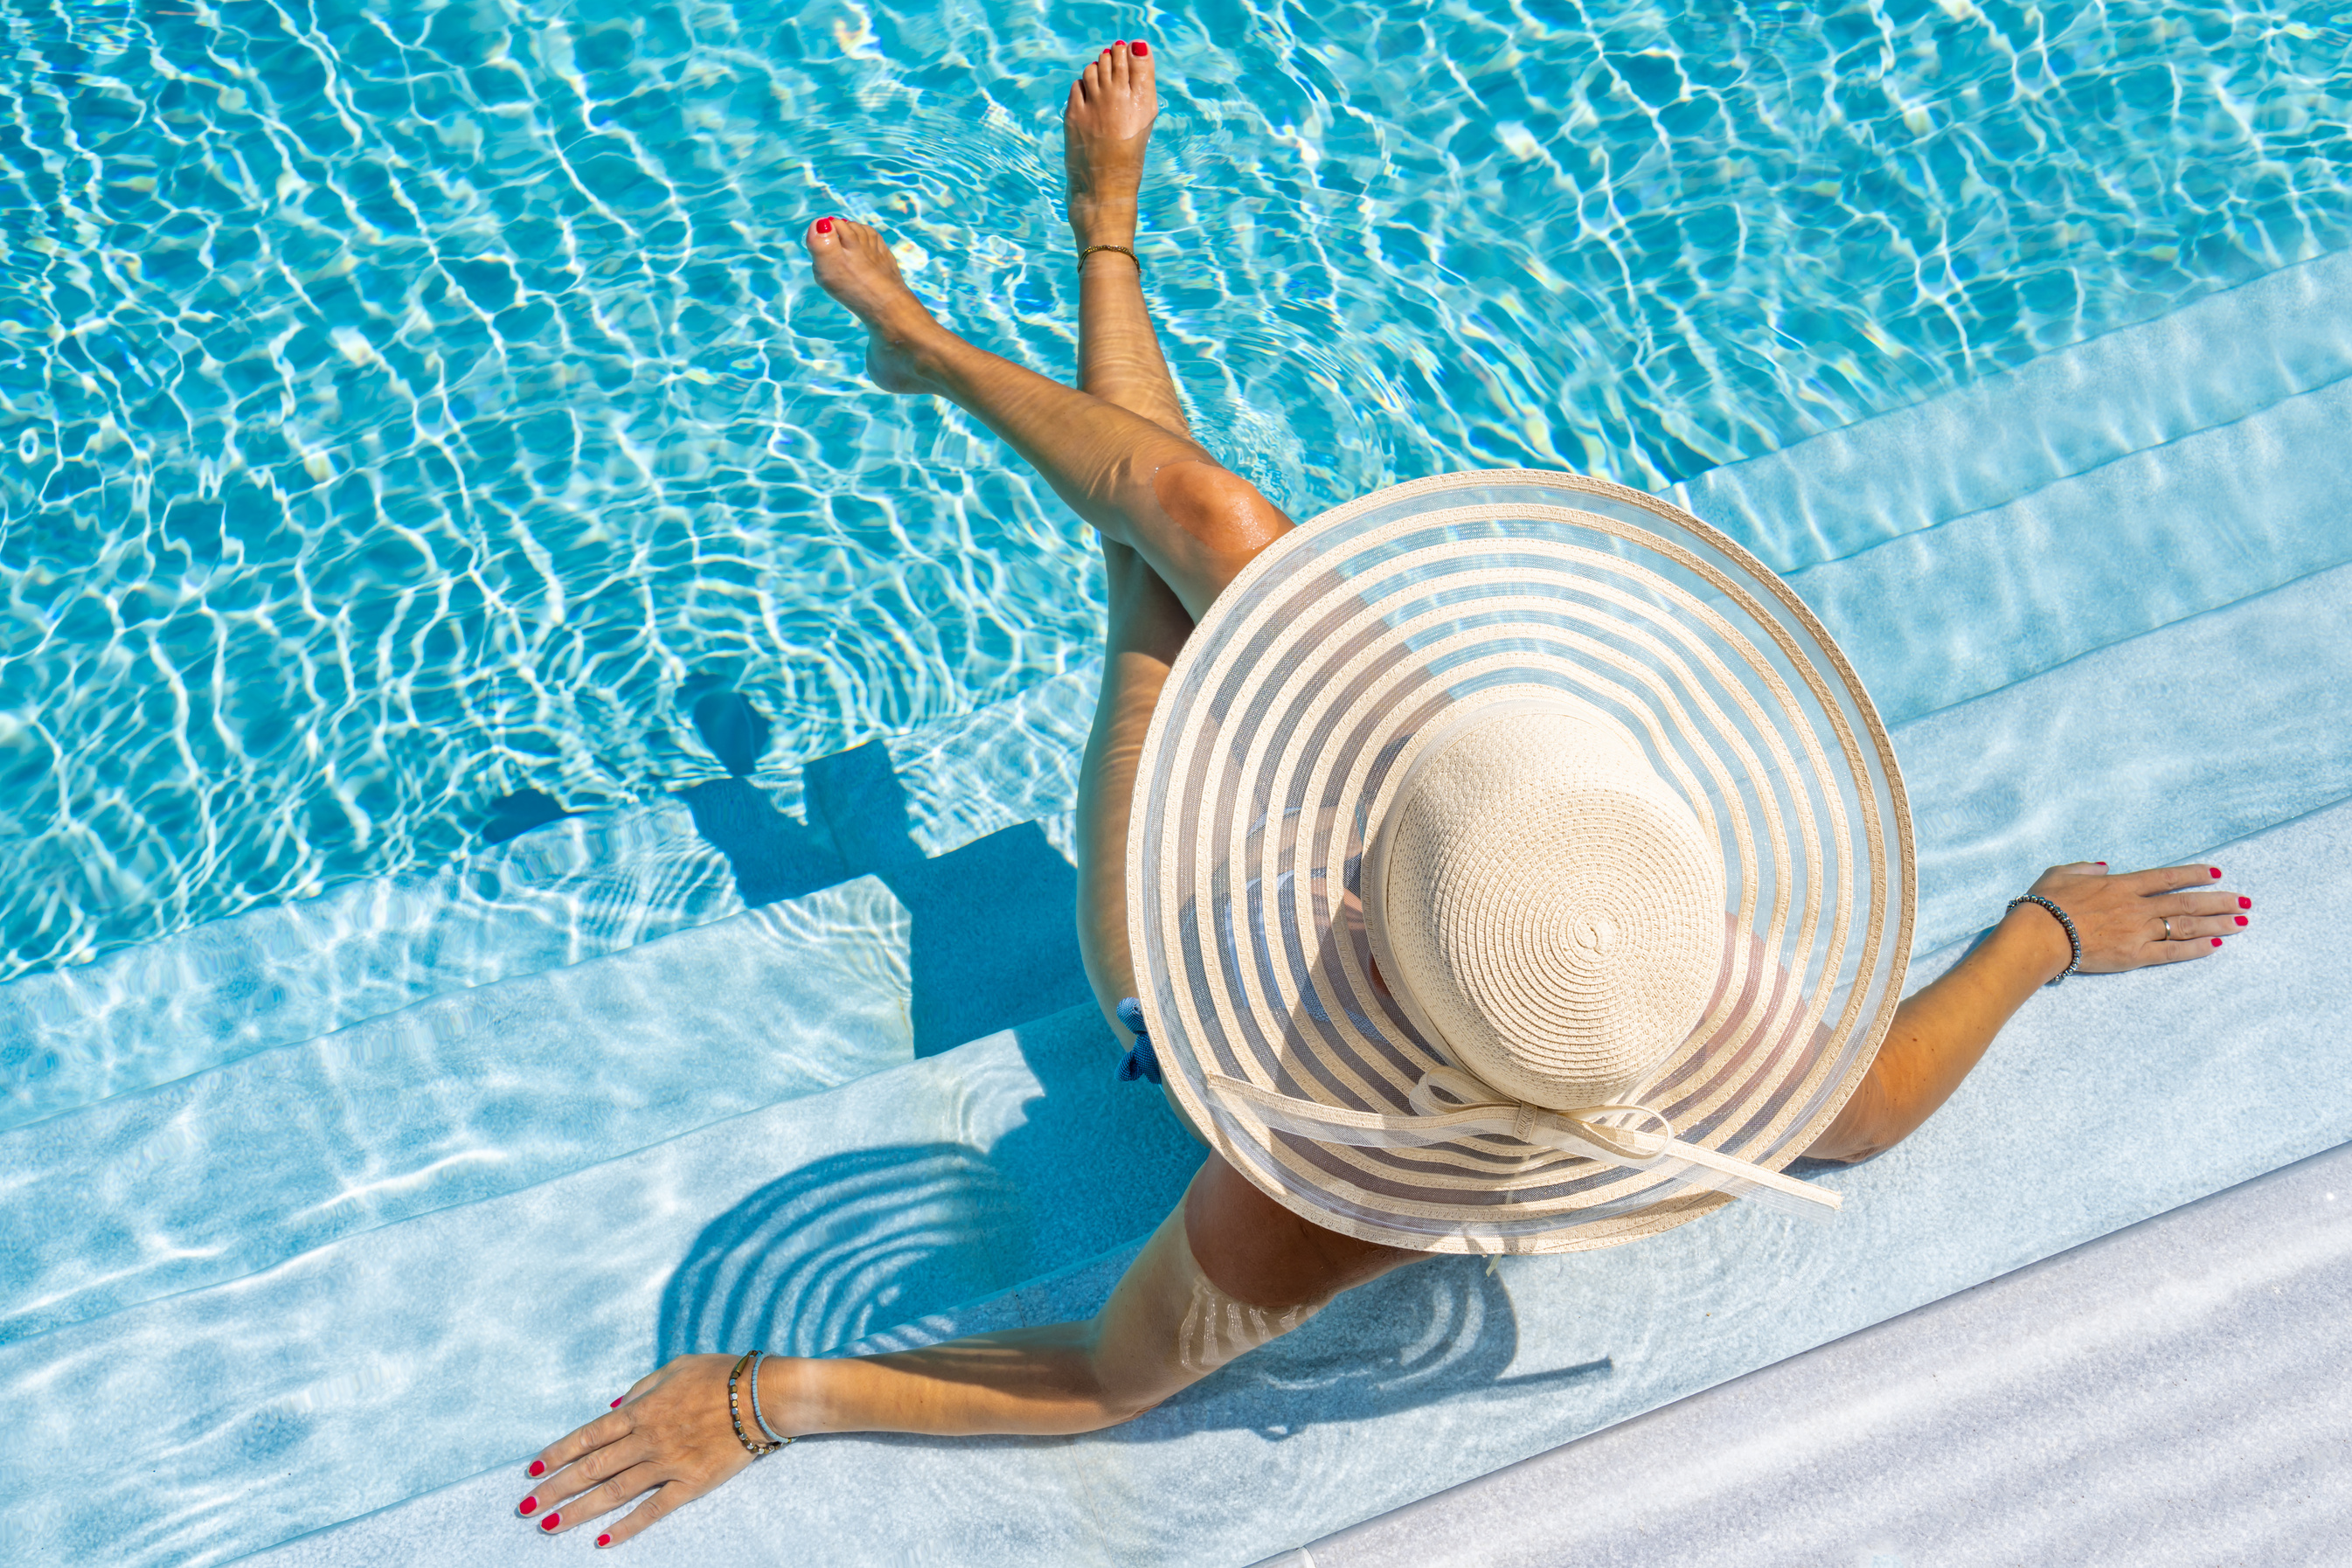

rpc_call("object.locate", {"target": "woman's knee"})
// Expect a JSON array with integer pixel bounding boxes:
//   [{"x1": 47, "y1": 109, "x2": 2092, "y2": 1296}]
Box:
[{"x1": 1151, "y1": 458, "x2": 1292, "y2": 566}]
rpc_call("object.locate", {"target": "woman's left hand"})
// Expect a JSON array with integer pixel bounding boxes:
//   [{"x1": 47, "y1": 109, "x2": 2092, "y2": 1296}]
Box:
[
  {"x1": 2016, "y1": 859, "x2": 2249, "y2": 975},
  {"x1": 515, "y1": 1353, "x2": 760, "y2": 1548}
]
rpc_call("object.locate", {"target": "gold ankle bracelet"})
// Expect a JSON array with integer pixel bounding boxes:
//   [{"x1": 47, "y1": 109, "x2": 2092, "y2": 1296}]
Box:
[{"x1": 1078, "y1": 244, "x2": 1141, "y2": 274}]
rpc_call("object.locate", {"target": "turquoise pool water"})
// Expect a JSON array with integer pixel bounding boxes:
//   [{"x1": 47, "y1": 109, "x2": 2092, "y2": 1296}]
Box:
[{"x1": 2, "y1": 0, "x2": 2345, "y2": 983}]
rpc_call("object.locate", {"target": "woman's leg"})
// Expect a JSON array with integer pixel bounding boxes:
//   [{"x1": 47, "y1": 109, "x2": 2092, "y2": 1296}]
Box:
[
  {"x1": 809, "y1": 41, "x2": 1274, "y2": 1037},
  {"x1": 1075, "y1": 546, "x2": 1190, "y2": 1057},
  {"x1": 1066, "y1": 42, "x2": 1191, "y2": 438},
  {"x1": 803, "y1": 234, "x2": 1287, "y2": 620},
  {"x1": 1060, "y1": 43, "x2": 1199, "y2": 1053}
]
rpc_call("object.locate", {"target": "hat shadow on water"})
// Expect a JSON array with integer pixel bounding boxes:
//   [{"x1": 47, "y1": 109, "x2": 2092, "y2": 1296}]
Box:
[
  {"x1": 655, "y1": 1018, "x2": 1610, "y2": 1442},
  {"x1": 1119, "y1": 1259, "x2": 1613, "y2": 1444}
]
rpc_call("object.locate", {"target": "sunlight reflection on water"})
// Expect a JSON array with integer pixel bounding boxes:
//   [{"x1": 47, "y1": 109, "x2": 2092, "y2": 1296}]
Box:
[{"x1": 3, "y1": 0, "x2": 2347, "y2": 976}]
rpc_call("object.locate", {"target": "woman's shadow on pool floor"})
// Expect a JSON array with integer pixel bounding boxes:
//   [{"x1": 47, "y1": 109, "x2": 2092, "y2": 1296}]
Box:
[{"x1": 655, "y1": 1017, "x2": 1610, "y2": 1445}]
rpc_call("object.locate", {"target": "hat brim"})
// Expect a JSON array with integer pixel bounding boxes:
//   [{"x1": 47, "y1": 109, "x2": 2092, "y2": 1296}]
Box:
[{"x1": 1127, "y1": 471, "x2": 1915, "y2": 1254}]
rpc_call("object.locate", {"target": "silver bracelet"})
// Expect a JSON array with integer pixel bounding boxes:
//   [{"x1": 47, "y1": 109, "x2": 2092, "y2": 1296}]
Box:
[
  {"x1": 747, "y1": 1350, "x2": 791, "y2": 1447},
  {"x1": 2007, "y1": 892, "x2": 2081, "y2": 983}
]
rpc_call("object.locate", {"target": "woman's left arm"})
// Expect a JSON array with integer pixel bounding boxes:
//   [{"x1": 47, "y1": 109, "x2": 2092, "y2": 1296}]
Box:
[
  {"x1": 1805, "y1": 859, "x2": 2249, "y2": 1163},
  {"x1": 510, "y1": 1156, "x2": 1393, "y2": 1547},
  {"x1": 511, "y1": 1228, "x2": 1197, "y2": 1548}
]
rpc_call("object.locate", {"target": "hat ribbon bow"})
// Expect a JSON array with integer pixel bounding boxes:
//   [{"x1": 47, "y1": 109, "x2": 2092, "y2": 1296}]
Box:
[{"x1": 1202, "y1": 1065, "x2": 1839, "y2": 1220}]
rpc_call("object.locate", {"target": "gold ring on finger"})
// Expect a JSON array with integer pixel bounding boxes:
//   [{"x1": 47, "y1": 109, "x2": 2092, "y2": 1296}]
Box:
[{"x1": 2161, "y1": 916, "x2": 2173, "y2": 940}]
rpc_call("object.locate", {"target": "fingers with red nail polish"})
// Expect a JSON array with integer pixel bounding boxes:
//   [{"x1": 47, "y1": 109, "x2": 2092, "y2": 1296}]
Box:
[
  {"x1": 518, "y1": 1497, "x2": 538, "y2": 1516},
  {"x1": 2210, "y1": 866, "x2": 2222, "y2": 878},
  {"x1": 598, "y1": 1536, "x2": 613, "y2": 1549},
  {"x1": 527, "y1": 1460, "x2": 545, "y2": 1478},
  {"x1": 2211, "y1": 937, "x2": 2224, "y2": 947},
  {"x1": 2239, "y1": 897, "x2": 2251, "y2": 909},
  {"x1": 610, "y1": 1397, "x2": 624, "y2": 1408},
  {"x1": 542, "y1": 1513, "x2": 561, "y2": 1532},
  {"x1": 2235, "y1": 915, "x2": 2247, "y2": 926}
]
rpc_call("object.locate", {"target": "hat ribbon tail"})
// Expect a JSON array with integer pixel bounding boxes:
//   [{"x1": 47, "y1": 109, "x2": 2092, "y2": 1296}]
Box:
[{"x1": 1202, "y1": 1067, "x2": 1839, "y2": 1220}]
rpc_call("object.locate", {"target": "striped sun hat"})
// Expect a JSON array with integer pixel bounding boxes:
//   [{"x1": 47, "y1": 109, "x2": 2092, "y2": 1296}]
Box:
[{"x1": 1127, "y1": 470, "x2": 1914, "y2": 1254}]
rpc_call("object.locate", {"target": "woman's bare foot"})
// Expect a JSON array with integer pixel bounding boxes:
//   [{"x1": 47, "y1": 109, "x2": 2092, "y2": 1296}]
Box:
[
  {"x1": 1065, "y1": 41, "x2": 1156, "y2": 248},
  {"x1": 803, "y1": 217, "x2": 944, "y2": 393}
]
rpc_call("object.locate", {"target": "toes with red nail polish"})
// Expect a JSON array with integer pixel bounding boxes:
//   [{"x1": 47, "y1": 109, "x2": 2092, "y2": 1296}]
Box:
[
  {"x1": 815, "y1": 216, "x2": 833, "y2": 234},
  {"x1": 542, "y1": 1513, "x2": 561, "y2": 1532},
  {"x1": 1133, "y1": 39, "x2": 1148, "y2": 55},
  {"x1": 518, "y1": 1497, "x2": 538, "y2": 1516}
]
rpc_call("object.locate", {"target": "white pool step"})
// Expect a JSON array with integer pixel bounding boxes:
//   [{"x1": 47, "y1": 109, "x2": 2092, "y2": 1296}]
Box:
[
  {"x1": 0, "y1": 665, "x2": 1101, "y2": 1141},
  {"x1": 0, "y1": 803, "x2": 739, "y2": 1134},
  {"x1": 1277, "y1": 1140, "x2": 2352, "y2": 1568},
  {"x1": 1674, "y1": 246, "x2": 2352, "y2": 576},
  {"x1": 0, "y1": 878, "x2": 911, "y2": 1348},
  {"x1": 0, "y1": 666, "x2": 1116, "y2": 1347},
  {"x1": 23, "y1": 522, "x2": 2333, "y2": 1354},
  {"x1": 1896, "y1": 558, "x2": 2352, "y2": 951},
  {"x1": 248, "y1": 792, "x2": 2352, "y2": 1568},
  {"x1": 1788, "y1": 371, "x2": 2352, "y2": 726},
  {"x1": 10, "y1": 525, "x2": 2334, "y2": 1351},
  {"x1": 0, "y1": 1003, "x2": 1205, "y2": 1568}
]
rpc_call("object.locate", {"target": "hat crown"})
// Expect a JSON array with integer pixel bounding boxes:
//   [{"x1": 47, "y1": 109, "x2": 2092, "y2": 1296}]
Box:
[{"x1": 1375, "y1": 708, "x2": 1726, "y2": 1110}]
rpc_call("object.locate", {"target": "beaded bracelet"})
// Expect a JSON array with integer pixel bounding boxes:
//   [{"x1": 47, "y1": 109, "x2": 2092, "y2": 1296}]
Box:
[
  {"x1": 725, "y1": 1351, "x2": 787, "y2": 1458},
  {"x1": 2006, "y1": 892, "x2": 2082, "y2": 983}
]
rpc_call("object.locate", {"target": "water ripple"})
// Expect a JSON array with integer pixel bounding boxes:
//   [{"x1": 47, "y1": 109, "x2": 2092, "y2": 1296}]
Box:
[{"x1": 1, "y1": 0, "x2": 2346, "y2": 977}]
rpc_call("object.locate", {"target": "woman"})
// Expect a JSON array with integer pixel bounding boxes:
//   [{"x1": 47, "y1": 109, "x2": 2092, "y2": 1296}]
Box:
[{"x1": 516, "y1": 42, "x2": 2246, "y2": 1548}]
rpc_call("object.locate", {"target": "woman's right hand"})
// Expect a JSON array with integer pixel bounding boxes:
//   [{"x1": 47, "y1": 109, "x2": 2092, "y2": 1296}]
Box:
[{"x1": 2011, "y1": 860, "x2": 2250, "y2": 976}]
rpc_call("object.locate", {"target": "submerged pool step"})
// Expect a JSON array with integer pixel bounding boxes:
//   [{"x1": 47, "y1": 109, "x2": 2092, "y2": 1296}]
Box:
[
  {"x1": 0, "y1": 878, "x2": 912, "y2": 1348},
  {"x1": 0, "y1": 1003, "x2": 1203, "y2": 1568},
  {"x1": 252, "y1": 792, "x2": 2352, "y2": 1568},
  {"x1": 0, "y1": 663, "x2": 1100, "y2": 1138},
  {"x1": 1788, "y1": 372, "x2": 2352, "y2": 727},
  {"x1": 0, "y1": 803, "x2": 740, "y2": 1134},
  {"x1": 0, "y1": 665, "x2": 1116, "y2": 1347},
  {"x1": 1673, "y1": 246, "x2": 2352, "y2": 576},
  {"x1": 1893, "y1": 559, "x2": 2352, "y2": 952}
]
